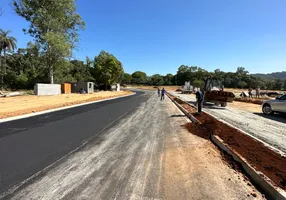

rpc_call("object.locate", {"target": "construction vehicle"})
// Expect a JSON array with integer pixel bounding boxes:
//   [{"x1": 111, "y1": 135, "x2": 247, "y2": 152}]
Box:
[
  {"x1": 182, "y1": 81, "x2": 194, "y2": 94},
  {"x1": 201, "y1": 78, "x2": 235, "y2": 107}
]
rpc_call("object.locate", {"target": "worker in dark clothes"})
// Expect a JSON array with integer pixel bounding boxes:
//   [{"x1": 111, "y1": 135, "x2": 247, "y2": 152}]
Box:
[
  {"x1": 161, "y1": 88, "x2": 166, "y2": 100},
  {"x1": 248, "y1": 87, "x2": 253, "y2": 98},
  {"x1": 195, "y1": 89, "x2": 203, "y2": 113},
  {"x1": 157, "y1": 88, "x2": 160, "y2": 97}
]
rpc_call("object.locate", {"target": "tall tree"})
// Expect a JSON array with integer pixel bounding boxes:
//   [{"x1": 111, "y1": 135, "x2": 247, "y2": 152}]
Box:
[
  {"x1": 131, "y1": 71, "x2": 147, "y2": 84},
  {"x1": 13, "y1": 0, "x2": 85, "y2": 83},
  {"x1": 150, "y1": 74, "x2": 164, "y2": 86},
  {"x1": 0, "y1": 29, "x2": 17, "y2": 89},
  {"x1": 91, "y1": 50, "x2": 124, "y2": 89}
]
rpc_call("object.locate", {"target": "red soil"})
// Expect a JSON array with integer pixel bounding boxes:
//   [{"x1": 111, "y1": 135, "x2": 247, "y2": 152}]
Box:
[
  {"x1": 168, "y1": 93, "x2": 286, "y2": 190},
  {"x1": 233, "y1": 97, "x2": 264, "y2": 105}
]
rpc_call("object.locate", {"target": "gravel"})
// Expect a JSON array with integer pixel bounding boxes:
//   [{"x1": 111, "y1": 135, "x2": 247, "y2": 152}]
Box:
[{"x1": 169, "y1": 91, "x2": 286, "y2": 154}]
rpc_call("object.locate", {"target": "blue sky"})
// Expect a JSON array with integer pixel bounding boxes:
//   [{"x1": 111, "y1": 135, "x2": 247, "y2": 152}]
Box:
[{"x1": 1, "y1": 0, "x2": 286, "y2": 75}]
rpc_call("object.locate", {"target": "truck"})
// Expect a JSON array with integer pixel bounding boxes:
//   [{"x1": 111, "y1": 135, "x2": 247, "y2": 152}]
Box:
[
  {"x1": 182, "y1": 81, "x2": 194, "y2": 94},
  {"x1": 201, "y1": 78, "x2": 235, "y2": 107}
]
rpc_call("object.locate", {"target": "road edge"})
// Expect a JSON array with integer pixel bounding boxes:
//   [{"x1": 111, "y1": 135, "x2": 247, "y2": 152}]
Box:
[
  {"x1": 211, "y1": 135, "x2": 286, "y2": 200},
  {"x1": 0, "y1": 93, "x2": 135, "y2": 123},
  {"x1": 166, "y1": 93, "x2": 201, "y2": 124}
]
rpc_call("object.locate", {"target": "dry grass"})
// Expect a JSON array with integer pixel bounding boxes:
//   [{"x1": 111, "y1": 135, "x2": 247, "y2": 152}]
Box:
[{"x1": 0, "y1": 91, "x2": 133, "y2": 119}]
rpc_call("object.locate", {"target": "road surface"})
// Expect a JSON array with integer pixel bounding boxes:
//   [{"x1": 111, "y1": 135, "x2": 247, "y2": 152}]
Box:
[
  {"x1": 0, "y1": 91, "x2": 262, "y2": 199},
  {"x1": 0, "y1": 91, "x2": 147, "y2": 194},
  {"x1": 169, "y1": 91, "x2": 286, "y2": 154}
]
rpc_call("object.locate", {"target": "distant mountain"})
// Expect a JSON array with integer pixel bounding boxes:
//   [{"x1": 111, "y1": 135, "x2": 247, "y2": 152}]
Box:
[{"x1": 251, "y1": 71, "x2": 286, "y2": 79}]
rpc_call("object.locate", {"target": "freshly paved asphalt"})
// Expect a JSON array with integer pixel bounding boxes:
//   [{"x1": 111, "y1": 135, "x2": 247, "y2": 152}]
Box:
[{"x1": 0, "y1": 90, "x2": 150, "y2": 194}]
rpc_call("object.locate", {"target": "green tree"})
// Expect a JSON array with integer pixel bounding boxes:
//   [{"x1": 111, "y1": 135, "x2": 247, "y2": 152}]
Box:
[
  {"x1": 70, "y1": 60, "x2": 92, "y2": 82},
  {"x1": 236, "y1": 67, "x2": 249, "y2": 75},
  {"x1": 131, "y1": 71, "x2": 147, "y2": 84},
  {"x1": 91, "y1": 50, "x2": 124, "y2": 89},
  {"x1": 164, "y1": 73, "x2": 174, "y2": 85},
  {"x1": 274, "y1": 79, "x2": 283, "y2": 90},
  {"x1": 0, "y1": 29, "x2": 17, "y2": 89},
  {"x1": 176, "y1": 65, "x2": 189, "y2": 85},
  {"x1": 13, "y1": 0, "x2": 85, "y2": 84},
  {"x1": 237, "y1": 81, "x2": 247, "y2": 89},
  {"x1": 192, "y1": 79, "x2": 203, "y2": 88},
  {"x1": 150, "y1": 74, "x2": 164, "y2": 86},
  {"x1": 122, "y1": 73, "x2": 133, "y2": 84},
  {"x1": 265, "y1": 80, "x2": 275, "y2": 90}
]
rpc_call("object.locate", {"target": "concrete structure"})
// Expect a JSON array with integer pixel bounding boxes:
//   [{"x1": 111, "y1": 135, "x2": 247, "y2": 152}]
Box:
[
  {"x1": 111, "y1": 84, "x2": 120, "y2": 91},
  {"x1": 34, "y1": 83, "x2": 61, "y2": 96},
  {"x1": 70, "y1": 82, "x2": 94, "y2": 93}
]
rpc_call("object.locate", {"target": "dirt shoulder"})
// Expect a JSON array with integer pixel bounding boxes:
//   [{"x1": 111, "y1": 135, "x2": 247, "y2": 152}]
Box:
[
  {"x1": 228, "y1": 101, "x2": 262, "y2": 113},
  {"x1": 164, "y1": 97, "x2": 263, "y2": 200},
  {"x1": 0, "y1": 91, "x2": 133, "y2": 119}
]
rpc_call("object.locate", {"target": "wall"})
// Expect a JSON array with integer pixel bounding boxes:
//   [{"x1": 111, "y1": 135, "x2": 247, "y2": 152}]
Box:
[{"x1": 34, "y1": 83, "x2": 61, "y2": 96}]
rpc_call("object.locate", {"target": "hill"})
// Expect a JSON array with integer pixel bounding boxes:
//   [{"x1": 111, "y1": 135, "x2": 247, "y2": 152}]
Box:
[{"x1": 251, "y1": 71, "x2": 286, "y2": 79}]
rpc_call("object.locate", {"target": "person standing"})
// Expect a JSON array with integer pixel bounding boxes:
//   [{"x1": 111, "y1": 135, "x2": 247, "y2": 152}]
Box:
[
  {"x1": 255, "y1": 87, "x2": 260, "y2": 98},
  {"x1": 157, "y1": 87, "x2": 160, "y2": 97},
  {"x1": 161, "y1": 88, "x2": 166, "y2": 100},
  {"x1": 195, "y1": 89, "x2": 203, "y2": 113},
  {"x1": 248, "y1": 87, "x2": 253, "y2": 98}
]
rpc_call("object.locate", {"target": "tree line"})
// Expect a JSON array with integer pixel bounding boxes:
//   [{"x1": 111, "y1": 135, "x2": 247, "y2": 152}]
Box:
[{"x1": 122, "y1": 66, "x2": 286, "y2": 91}]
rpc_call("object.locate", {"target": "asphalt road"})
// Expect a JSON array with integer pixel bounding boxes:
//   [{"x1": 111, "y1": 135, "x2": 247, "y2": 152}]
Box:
[
  {"x1": 0, "y1": 91, "x2": 149, "y2": 194},
  {"x1": 1, "y1": 91, "x2": 262, "y2": 200}
]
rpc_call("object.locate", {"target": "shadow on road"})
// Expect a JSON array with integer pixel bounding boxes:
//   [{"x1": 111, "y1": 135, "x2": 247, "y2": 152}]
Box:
[
  {"x1": 170, "y1": 114, "x2": 186, "y2": 118},
  {"x1": 203, "y1": 106, "x2": 226, "y2": 110},
  {"x1": 186, "y1": 101, "x2": 197, "y2": 105},
  {"x1": 253, "y1": 113, "x2": 286, "y2": 123}
]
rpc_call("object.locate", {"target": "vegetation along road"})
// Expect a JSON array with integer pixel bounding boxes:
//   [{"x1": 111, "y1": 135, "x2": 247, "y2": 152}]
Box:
[{"x1": 0, "y1": 90, "x2": 262, "y2": 200}]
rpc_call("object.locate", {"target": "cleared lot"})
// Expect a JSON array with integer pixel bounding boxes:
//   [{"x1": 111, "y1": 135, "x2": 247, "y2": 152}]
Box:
[
  {"x1": 0, "y1": 91, "x2": 132, "y2": 119},
  {"x1": 169, "y1": 91, "x2": 286, "y2": 154},
  {"x1": 1, "y1": 92, "x2": 262, "y2": 200}
]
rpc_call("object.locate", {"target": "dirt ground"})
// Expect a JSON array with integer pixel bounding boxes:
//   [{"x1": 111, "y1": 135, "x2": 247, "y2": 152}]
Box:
[
  {"x1": 225, "y1": 88, "x2": 286, "y2": 94},
  {"x1": 0, "y1": 91, "x2": 132, "y2": 119},
  {"x1": 228, "y1": 101, "x2": 262, "y2": 113},
  {"x1": 174, "y1": 93, "x2": 263, "y2": 113},
  {"x1": 168, "y1": 93, "x2": 286, "y2": 190}
]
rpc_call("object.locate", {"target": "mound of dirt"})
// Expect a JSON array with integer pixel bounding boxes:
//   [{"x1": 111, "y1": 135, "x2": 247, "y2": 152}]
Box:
[
  {"x1": 233, "y1": 97, "x2": 264, "y2": 105},
  {"x1": 167, "y1": 93, "x2": 286, "y2": 190},
  {"x1": 185, "y1": 112, "x2": 286, "y2": 190}
]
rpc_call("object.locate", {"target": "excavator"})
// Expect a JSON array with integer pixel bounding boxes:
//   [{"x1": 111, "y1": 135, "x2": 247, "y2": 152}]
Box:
[{"x1": 201, "y1": 78, "x2": 235, "y2": 107}]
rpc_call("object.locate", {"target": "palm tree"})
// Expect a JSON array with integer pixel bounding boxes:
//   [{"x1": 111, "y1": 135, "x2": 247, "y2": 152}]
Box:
[{"x1": 0, "y1": 29, "x2": 17, "y2": 89}]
